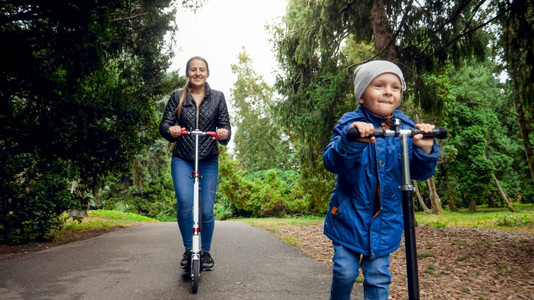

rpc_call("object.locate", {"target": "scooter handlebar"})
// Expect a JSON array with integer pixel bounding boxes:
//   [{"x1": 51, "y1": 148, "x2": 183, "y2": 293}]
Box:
[
  {"x1": 180, "y1": 130, "x2": 217, "y2": 138},
  {"x1": 347, "y1": 127, "x2": 447, "y2": 141}
]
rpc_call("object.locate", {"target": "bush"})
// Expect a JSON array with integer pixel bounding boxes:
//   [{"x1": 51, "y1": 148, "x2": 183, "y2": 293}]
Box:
[
  {"x1": 495, "y1": 214, "x2": 533, "y2": 227},
  {"x1": 218, "y1": 152, "x2": 310, "y2": 217},
  {"x1": 0, "y1": 156, "x2": 78, "y2": 245}
]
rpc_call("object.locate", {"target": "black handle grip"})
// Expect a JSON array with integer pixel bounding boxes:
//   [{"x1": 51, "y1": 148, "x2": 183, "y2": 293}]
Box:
[
  {"x1": 346, "y1": 127, "x2": 381, "y2": 140},
  {"x1": 412, "y1": 127, "x2": 447, "y2": 139},
  {"x1": 347, "y1": 127, "x2": 447, "y2": 140}
]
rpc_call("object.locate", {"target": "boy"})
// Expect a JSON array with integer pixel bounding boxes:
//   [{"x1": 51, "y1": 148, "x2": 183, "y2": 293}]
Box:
[{"x1": 323, "y1": 60, "x2": 440, "y2": 299}]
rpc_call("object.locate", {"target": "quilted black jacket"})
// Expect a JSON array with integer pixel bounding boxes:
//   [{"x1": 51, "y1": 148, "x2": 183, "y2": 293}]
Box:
[{"x1": 159, "y1": 83, "x2": 232, "y2": 161}]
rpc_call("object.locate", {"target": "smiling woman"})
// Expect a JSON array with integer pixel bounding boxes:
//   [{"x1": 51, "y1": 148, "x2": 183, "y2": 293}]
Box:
[{"x1": 159, "y1": 55, "x2": 232, "y2": 272}]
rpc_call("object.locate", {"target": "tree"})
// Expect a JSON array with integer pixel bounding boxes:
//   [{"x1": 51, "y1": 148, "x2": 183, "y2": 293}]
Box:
[
  {"x1": 438, "y1": 61, "x2": 524, "y2": 212},
  {"x1": 0, "y1": 0, "x2": 195, "y2": 244},
  {"x1": 230, "y1": 49, "x2": 296, "y2": 171},
  {"x1": 495, "y1": 0, "x2": 534, "y2": 185}
]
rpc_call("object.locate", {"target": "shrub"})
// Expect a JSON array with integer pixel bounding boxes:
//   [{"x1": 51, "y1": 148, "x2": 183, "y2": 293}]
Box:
[
  {"x1": 218, "y1": 151, "x2": 310, "y2": 217},
  {"x1": 495, "y1": 214, "x2": 533, "y2": 227}
]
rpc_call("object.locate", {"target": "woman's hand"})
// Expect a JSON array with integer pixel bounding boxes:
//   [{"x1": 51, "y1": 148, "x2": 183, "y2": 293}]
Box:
[
  {"x1": 169, "y1": 125, "x2": 182, "y2": 138},
  {"x1": 413, "y1": 123, "x2": 435, "y2": 154},
  {"x1": 215, "y1": 128, "x2": 229, "y2": 140}
]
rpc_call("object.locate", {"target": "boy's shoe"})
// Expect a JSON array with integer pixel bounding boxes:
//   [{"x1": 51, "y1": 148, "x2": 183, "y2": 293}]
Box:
[
  {"x1": 181, "y1": 250, "x2": 191, "y2": 268},
  {"x1": 201, "y1": 252, "x2": 215, "y2": 271}
]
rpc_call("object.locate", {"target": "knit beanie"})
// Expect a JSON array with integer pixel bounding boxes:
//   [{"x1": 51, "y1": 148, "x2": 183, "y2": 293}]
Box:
[{"x1": 353, "y1": 60, "x2": 406, "y2": 102}]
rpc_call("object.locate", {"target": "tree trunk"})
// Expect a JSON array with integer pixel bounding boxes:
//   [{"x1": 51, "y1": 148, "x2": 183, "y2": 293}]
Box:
[
  {"x1": 492, "y1": 172, "x2": 518, "y2": 212},
  {"x1": 468, "y1": 198, "x2": 477, "y2": 212},
  {"x1": 370, "y1": 0, "x2": 397, "y2": 60},
  {"x1": 413, "y1": 180, "x2": 431, "y2": 213},
  {"x1": 487, "y1": 191, "x2": 498, "y2": 208},
  {"x1": 448, "y1": 193, "x2": 458, "y2": 211},
  {"x1": 427, "y1": 177, "x2": 443, "y2": 214},
  {"x1": 514, "y1": 97, "x2": 534, "y2": 185}
]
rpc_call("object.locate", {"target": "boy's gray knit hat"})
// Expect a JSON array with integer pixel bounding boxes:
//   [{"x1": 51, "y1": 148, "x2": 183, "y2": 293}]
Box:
[{"x1": 353, "y1": 60, "x2": 406, "y2": 102}]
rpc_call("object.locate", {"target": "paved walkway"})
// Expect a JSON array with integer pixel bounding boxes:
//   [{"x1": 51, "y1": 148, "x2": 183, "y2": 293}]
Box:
[{"x1": 0, "y1": 221, "x2": 362, "y2": 299}]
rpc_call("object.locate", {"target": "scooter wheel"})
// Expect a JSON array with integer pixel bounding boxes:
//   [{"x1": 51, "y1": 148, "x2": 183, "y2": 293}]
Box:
[{"x1": 192, "y1": 259, "x2": 200, "y2": 293}]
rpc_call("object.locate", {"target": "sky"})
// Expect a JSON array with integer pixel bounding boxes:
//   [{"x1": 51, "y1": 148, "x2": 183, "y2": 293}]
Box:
[{"x1": 169, "y1": 0, "x2": 288, "y2": 112}]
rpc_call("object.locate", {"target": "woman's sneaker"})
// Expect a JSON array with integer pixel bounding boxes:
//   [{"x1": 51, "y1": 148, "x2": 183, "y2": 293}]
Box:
[
  {"x1": 181, "y1": 250, "x2": 191, "y2": 268},
  {"x1": 201, "y1": 252, "x2": 214, "y2": 271}
]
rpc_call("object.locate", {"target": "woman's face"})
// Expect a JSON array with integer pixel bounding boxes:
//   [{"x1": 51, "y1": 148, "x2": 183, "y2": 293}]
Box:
[{"x1": 187, "y1": 59, "x2": 209, "y2": 89}]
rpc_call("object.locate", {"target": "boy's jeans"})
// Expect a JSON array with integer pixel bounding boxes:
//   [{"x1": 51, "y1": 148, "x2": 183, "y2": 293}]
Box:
[
  {"x1": 171, "y1": 156, "x2": 218, "y2": 253},
  {"x1": 330, "y1": 242, "x2": 392, "y2": 300}
]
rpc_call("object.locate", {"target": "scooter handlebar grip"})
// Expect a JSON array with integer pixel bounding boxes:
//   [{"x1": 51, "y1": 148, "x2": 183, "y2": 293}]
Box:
[
  {"x1": 346, "y1": 127, "x2": 360, "y2": 140},
  {"x1": 346, "y1": 127, "x2": 383, "y2": 141},
  {"x1": 412, "y1": 127, "x2": 447, "y2": 139},
  {"x1": 435, "y1": 127, "x2": 448, "y2": 139}
]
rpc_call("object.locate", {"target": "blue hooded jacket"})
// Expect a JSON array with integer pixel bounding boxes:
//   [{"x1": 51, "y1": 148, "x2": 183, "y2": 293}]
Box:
[{"x1": 323, "y1": 106, "x2": 440, "y2": 259}]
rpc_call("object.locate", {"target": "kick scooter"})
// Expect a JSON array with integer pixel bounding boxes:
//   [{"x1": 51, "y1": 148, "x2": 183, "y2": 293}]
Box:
[
  {"x1": 347, "y1": 119, "x2": 447, "y2": 300},
  {"x1": 180, "y1": 129, "x2": 217, "y2": 294}
]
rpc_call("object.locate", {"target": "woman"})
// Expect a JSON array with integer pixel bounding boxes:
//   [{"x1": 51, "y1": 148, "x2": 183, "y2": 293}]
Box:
[{"x1": 159, "y1": 56, "x2": 231, "y2": 271}]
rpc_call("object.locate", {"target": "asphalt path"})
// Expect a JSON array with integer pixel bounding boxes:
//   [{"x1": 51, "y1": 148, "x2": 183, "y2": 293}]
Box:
[{"x1": 0, "y1": 221, "x2": 363, "y2": 299}]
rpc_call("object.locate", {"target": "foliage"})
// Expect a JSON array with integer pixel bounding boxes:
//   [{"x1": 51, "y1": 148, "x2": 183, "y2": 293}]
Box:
[
  {"x1": 214, "y1": 188, "x2": 236, "y2": 221},
  {"x1": 496, "y1": 0, "x2": 534, "y2": 109},
  {"x1": 230, "y1": 49, "x2": 297, "y2": 171},
  {"x1": 493, "y1": 0, "x2": 534, "y2": 187},
  {"x1": 100, "y1": 78, "x2": 187, "y2": 222},
  {"x1": 218, "y1": 147, "x2": 309, "y2": 217},
  {"x1": 494, "y1": 214, "x2": 533, "y2": 228},
  {"x1": 435, "y1": 60, "x2": 530, "y2": 210},
  {"x1": 0, "y1": 0, "x2": 187, "y2": 244}
]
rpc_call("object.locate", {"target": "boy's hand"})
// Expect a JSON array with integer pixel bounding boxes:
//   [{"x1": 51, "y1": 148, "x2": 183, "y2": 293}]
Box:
[
  {"x1": 349, "y1": 122, "x2": 376, "y2": 143},
  {"x1": 413, "y1": 123, "x2": 435, "y2": 154}
]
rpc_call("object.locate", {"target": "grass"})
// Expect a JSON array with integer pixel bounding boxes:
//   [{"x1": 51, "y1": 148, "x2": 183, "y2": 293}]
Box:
[
  {"x1": 59, "y1": 204, "x2": 533, "y2": 240},
  {"x1": 62, "y1": 210, "x2": 158, "y2": 231},
  {"x1": 415, "y1": 204, "x2": 534, "y2": 234},
  {"x1": 240, "y1": 205, "x2": 534, "y2": 234},
  {"x1": 238, "y1": 215, "x2": 324, "y2": 233}
]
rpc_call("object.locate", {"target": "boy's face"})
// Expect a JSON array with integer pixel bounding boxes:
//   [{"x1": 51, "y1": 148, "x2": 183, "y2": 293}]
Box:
[{"x1": 358, "y1": 73, "x2": 402, "y2": 117}]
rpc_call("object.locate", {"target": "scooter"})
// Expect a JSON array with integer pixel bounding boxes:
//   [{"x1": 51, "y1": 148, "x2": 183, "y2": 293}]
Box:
[
  {"x1": 348, "y1": 119, "x2": 447, "y2": 300},
  {"x1": 180, "y1": 129, "x2": 217, "y2": 294}
]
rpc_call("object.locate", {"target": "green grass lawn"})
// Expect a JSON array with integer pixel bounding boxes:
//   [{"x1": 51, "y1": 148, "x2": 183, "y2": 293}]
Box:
[
  {"x1": 415, "y1": 204, "x2": 534, "y2": 233},
  {"x1": 241, "y1": 204, "x2": 534, "y2": 234},
  {"x1": 63, "y1": 210, "x2": 158, "y2": 231},
  {"x1": 63, "y1": 204, "x2": 534, "y2": 235}
]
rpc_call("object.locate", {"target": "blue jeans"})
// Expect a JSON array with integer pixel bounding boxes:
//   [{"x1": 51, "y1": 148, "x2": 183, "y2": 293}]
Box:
[
  {"x1": 330, "y1": 243, "x2": 391, "y2": 300},
  {"x1": 171, "y1": 156, "x2": 218, "y2": 253}
]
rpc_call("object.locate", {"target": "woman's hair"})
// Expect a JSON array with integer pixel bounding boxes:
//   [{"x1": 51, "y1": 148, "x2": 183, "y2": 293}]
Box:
[{"x1": 176, "y1": 56, "x2": 210, "y2": 118}]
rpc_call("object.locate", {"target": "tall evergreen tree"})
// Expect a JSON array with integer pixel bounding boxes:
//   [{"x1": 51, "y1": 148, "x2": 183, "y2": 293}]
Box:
[
  {"x1": 230, "y1": 49, "x2": 296, "y2": 171},
  {"x1": 0, "y1": 0, "x2": 198, "y2": 244},
  {"x1": 495, "y1": 0, "x2": 534, "y2": 185}
]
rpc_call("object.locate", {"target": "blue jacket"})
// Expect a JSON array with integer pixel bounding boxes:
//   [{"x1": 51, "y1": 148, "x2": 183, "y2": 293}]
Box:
[{"x1": 323, "y1": 106, "x2": 440, "y2": 259}]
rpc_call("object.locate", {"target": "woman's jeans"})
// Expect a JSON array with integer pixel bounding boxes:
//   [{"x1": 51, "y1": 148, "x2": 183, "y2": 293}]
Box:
[
  {"x1": 330, "y1": 242, "x2": 392, "y2": 300},
  {"x1": 171, "y1": 156, "x2": 218, "y2": 253}
]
